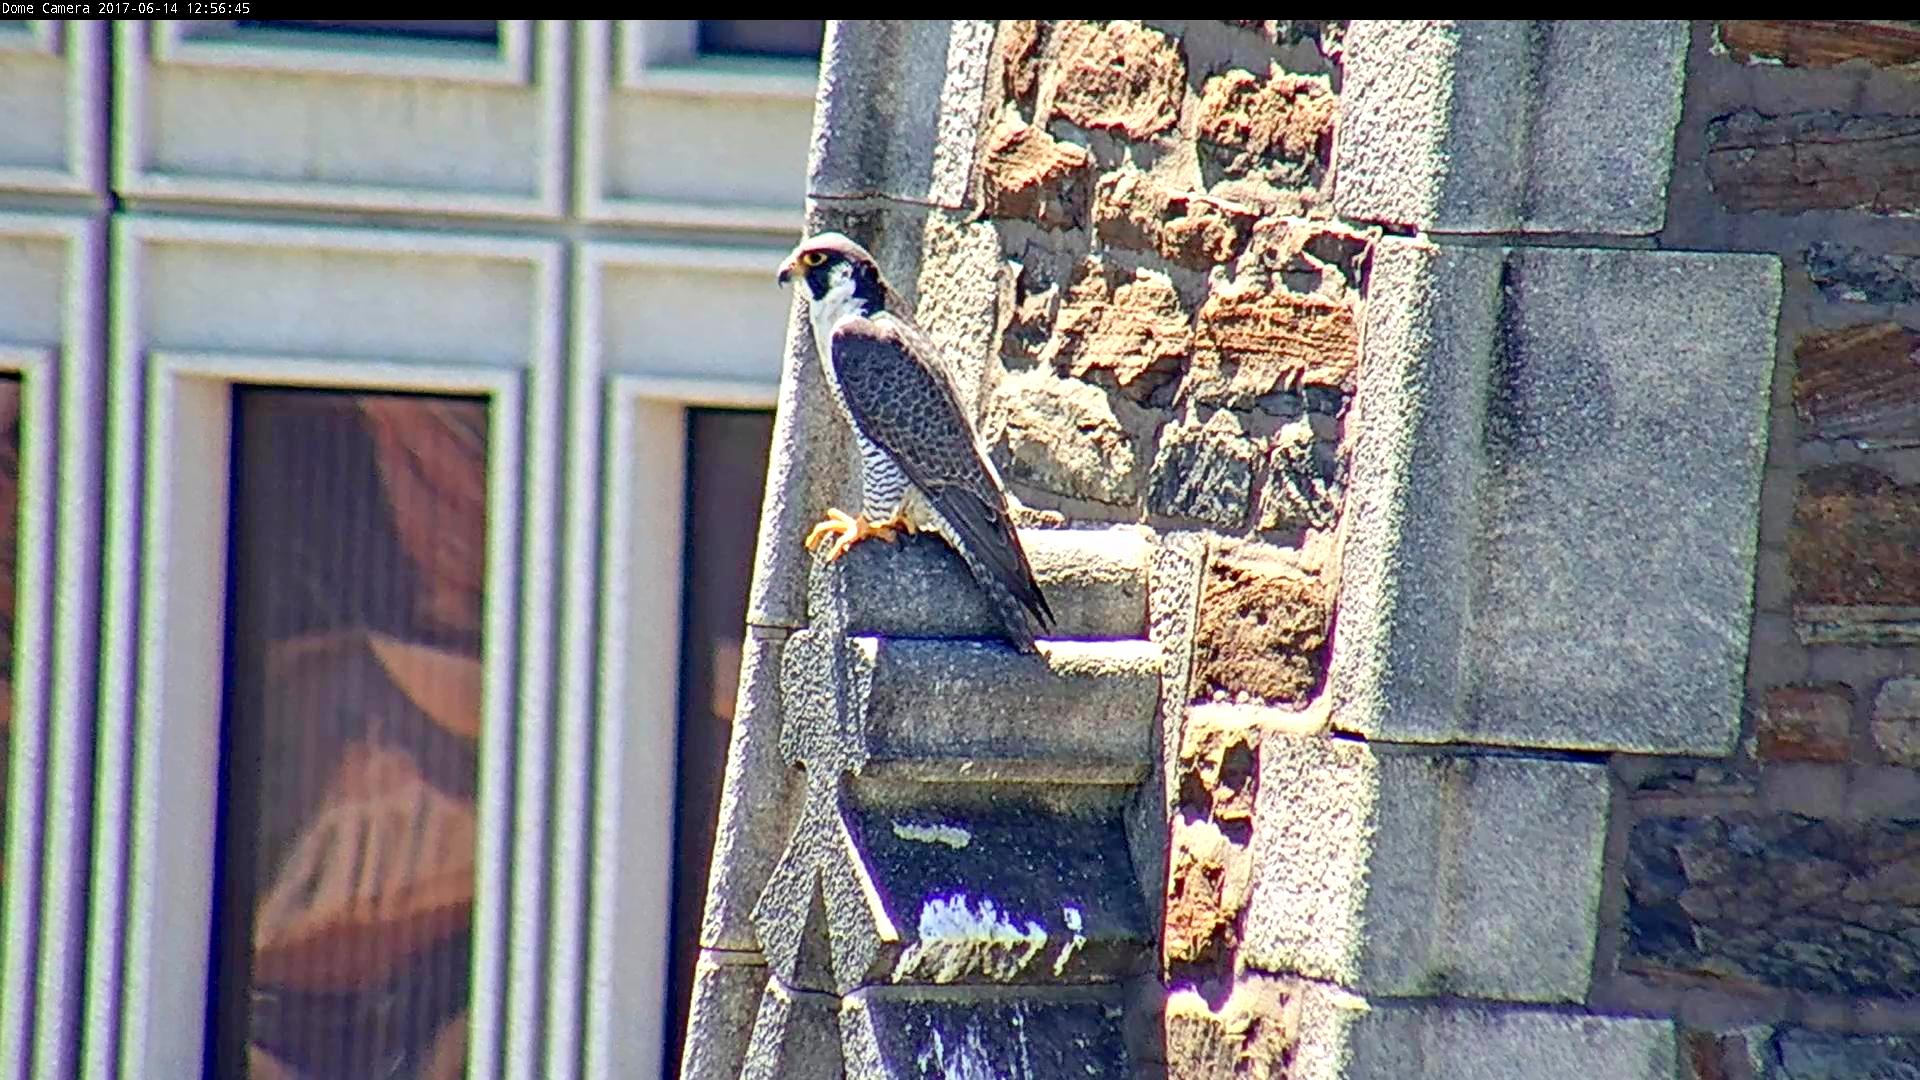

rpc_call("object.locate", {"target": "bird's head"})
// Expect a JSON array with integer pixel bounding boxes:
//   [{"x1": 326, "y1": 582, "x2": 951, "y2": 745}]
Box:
[{"x1": 777, "y1": 232, "x2": 884, "y2": 306}]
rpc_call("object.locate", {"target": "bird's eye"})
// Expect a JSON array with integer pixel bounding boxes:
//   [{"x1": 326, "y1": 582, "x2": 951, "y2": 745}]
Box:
[{"x1": 801, "y1": 251, "x2": 829, "y2": 267}]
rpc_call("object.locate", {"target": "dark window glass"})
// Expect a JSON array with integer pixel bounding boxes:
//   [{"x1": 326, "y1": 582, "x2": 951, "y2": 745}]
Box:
[
  {"x1": 234, "y1": 21, "x2": 500, "y2": 45},
  {"x1": 696, "y1": 20, "x2": 825, "y2": 60},
  {"x1": 0, "y1": 379, "x2": 18, "y2": 902},
  {"x1": 212, "y1": 388, "x2": 488, "y2": 1080},
  {"x1": 668, "y1": 408, "x2": 775, "y2": 1068}
]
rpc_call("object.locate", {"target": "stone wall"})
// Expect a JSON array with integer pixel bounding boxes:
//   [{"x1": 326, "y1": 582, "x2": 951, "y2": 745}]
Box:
[
  {"x1": 683, "y1": 20, "x2": 1920, "y2": 1079},
  {"x1": 1602, "y1": 20, "x2": 1920, "y2": 1079}
]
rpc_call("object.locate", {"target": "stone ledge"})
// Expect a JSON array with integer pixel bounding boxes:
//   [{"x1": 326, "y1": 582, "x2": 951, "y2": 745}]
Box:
[
  {"x1": 842, "y1": 986, "x2": 1133, "y2": 1078},
  {"x1": 1242, "y1": 736, "x2": 1611, "y2": 1003},
  {"x1": 1334, "y1": 20, "x2": 1689, "y2": 235},
  {"x1": 828, "y1": 527, "x2": 1153, "y2": 642},
  {"x1": 1332, "y1": 238, "x2": 1781, "y2": 755},
  {"x1": 856, "y1": 637, "x2": 1162, "y2": 772}
]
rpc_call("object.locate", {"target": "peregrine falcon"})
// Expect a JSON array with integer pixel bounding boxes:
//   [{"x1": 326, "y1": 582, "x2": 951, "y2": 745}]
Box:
[{"x1": 777, "y1": 232, "x2": 1055, "y2": 653}]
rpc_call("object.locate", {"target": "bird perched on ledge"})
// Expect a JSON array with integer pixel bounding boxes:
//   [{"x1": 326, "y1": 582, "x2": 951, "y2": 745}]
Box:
[{"x1": 778, "y1": 232, "x2": 1055, "y2": 653}]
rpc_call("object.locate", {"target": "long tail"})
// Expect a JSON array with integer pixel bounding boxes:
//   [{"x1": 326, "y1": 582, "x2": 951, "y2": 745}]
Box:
[{"x1": 928, "y1": 487, "x2": 1054, "y2": 653}]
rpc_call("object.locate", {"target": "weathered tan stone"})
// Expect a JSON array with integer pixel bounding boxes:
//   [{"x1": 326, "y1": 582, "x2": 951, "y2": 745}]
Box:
[
  {"x1": 1046, "y1": 21, "x2": 1185, "y2": 139},
  {"x1": 990, "y1": 365, "x2": 1148, "y2": 507},
  {"x1": 1197, "y1": 65, "x2": 1337, "y2": 171},
  {"x1": 1179, "y1": 710, "x2": 1261, "y2": 826},
  {"x1": 1706, "y1": 109, "x2": 1920, "y2": 215},
  {"x1": 1757, "y1": 685, "x2": 1854, "y2": 764},
  {"x1": 1719, "y1": 20, "x2": 1920, "y2": 70},
  {"x1": 1187, "y1": 284, "x2": 1360, "y2": 406},
  {"x1": 999, "y1": 20, "x2": 1044, "y2": 108},
  {"x1": 1164, "y1": 976, "x2": 1302, "y2": 1079},
  {"x1": 1791, "y1": 465, "x2": 1920, "y2": 606},
  {"x1": 1872, "y1": 678, "x2": 1920, "y2": 767},
  {"x1": 979, "y1": 110, "x2": 1092, "y2": 229},
  {"x1": 1038, "y1": 260, "x2": 1193, "y2": 404},
  {"x1": 1793, "y1": 322, "x2": 1920, "y2": 446},
  {"x1": 1163, "y1": 816, "x2": 1252, "y2": 969},
  {"x1": 1194, "y1": 542, "x2": 1330, "y2": 706},
  {"x1": 1093, "y1": 165, "x2": 1255, "y2": 269},
  {"x1": 1235, "y1": 218, "x2": 1373, "y2": 296}
]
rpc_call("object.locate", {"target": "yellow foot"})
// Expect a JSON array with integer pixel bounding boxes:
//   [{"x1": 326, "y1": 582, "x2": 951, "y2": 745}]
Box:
[{"x1": 804, "y1": 508, "x2": 903, "y2": 563}]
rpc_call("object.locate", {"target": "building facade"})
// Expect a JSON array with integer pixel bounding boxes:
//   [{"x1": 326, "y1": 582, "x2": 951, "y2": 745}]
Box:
[{"x1": 0, "y1": 19, "x2": 817, "y2": 1078}]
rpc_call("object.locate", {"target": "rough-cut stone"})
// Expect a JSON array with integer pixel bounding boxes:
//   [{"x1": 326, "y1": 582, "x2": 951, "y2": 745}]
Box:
[
  {"x1": 842, "y1": 989, "x2": 1132, "y2": 1077},
  {"x1": 1706, "y1": 110, "x2": 1920, "y2": 216},
  {"x1": 1873, "y1": 678, "x2": 1920, "y2": 767},
  {"x1": 1235, "y1": 218, "x2": 1373, "y2": 299},
  {"x1": 1148, "y1": 411, "x2": 1257, "y2": 529},
  {"x1": 1092, "y1": 164, "x2": 1255, "y2": 270},
  {"x1": 1806, "y1": 242, "x2": 1920, "y2": 305},
  {"x1": 992, "y1": 366, "x2": 1151, "y2": 507},
  {"x1": 1719, "y1": 20, "x2": 1920, "y2": 70},
  {"x1": 1045, "y1": 21, "x2": 1185, "y2": 139},
  {"x1": 979, "y1": 111, "x2": 1092, "y2": 229},
  {"x1": 826, "y1": 526, "x2": 1152, "y2": 643},
  {"x1": 1763, "y1": 1030, "x2": 1920, "y2": 1080},
  {"x1": 1333, "y1": 241, "x2": 1782, "y2": 754},
  {"x1": 1257, "y1": 416, "x2": 1343, "y2": 531},
  {"x1": 1757, "y1": 685, "x2": 1854, "y2": 764},
  {"x1": 1188, "y1": 283, "x2": 1360, "y2": 406},
  {"x1": 998, "y1": 20, "x2": 1044, "y2": 110},
  {"x1": 1335, "y1": 21, "x2": 1688, "y2": 234},
  {"x1": 1164, "y1": 712, "x2": 1260, "y2": 971},
  {"x1": 1332, "y1": 1002, "x2": 1680, "y2": 1080},
  {"x1": 1626, "y1": 812, "x2": 1920, "y2": 997},
  {"x1": 1178, "y1": 709, "x2": 1261, "y2": 828},
  {"x1": 1164, "y1": 976, "x2": 1301, "y2": 1079},
  {"x1": 1196, "y1": 64, "x2": 1335, "y2": 200},
  {"x1": 1038, "y1": 261, "x2": 1192, "y2": 405},
  {"x1": 1163, "y1": 816, "x2": 1251, "y2": 970},
  {"x1": 1793, "y1": 605, "x2": 1920, "y2": 646},
  {"x1": 1792, "y1": 465, "x2": 1920, "y2": 606},
  {"x1": 1192, "y1": 542, "x2": 1329, "y2": 706},
  {"x1": 1792, "y1": 323, "x2": 1920, "y2": 447},
  {"x1": 1244, "y1": 737, "x2": 1610, "y2": 1003}
]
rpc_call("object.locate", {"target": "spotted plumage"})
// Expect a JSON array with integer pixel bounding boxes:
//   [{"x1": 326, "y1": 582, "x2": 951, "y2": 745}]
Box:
[{"x1": 778, "y1": 232, "x2": 1055, "y2": 653}]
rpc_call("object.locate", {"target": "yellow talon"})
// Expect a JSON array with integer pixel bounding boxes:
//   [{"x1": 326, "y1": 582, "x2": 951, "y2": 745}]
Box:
[{"x1": 803, "y1": 508, "x2": 905, "y2": 563}]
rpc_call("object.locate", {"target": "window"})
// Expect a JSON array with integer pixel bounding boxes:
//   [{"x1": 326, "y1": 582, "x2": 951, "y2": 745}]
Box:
[
  {"x1": 233, "y1": 20, "x2": 500, "y2": 45},
  {"x1": 211, "y1": 388, "x2": 488, "y2": 1079},
  {"x1": 696, "y1": 20, "x2": 824, "y2": 60},
  {"x1": 0, "y1": 378, "x2": 17, "y2": 901},
  {"x1": 667, "y1": 407, "x2": 775, "y2": 1068}
]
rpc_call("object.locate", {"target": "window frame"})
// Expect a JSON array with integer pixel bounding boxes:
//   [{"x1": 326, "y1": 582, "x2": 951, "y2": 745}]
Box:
[
  {"x1": 86, "y1": 217, "x2": 565, "y2": 1080},
  {"x1": 556, "y1": 240, "x2": 779, "y2": 1080}
]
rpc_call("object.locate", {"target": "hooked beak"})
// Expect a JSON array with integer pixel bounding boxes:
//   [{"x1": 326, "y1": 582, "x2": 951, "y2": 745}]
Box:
[{"x1": 777, "y1": 250, "x2": 801, "y2": 286}]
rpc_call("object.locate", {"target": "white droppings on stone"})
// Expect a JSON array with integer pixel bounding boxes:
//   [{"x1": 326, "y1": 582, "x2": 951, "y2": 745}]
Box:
[
  {"x1": 1054, "y1": 905, "x2": 1088, "y2": 976},
  {"x1": 891, "y1": 820, "x2": 972, "y2": 849},
  {"x1": 891, "y1": 893, "x2": 1049, "y2": 984}
]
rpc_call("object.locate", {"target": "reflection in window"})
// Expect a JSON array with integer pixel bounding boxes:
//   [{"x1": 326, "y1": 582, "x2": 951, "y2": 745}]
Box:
[
  {"x1": 0, "y1": 378, "x2": 18, "y2": 902},
  {"x1": 213, "y1": 388, "x2": 488, "y2": 1080},
  {"x1": 696, "y1": 20, "x2": 825, "y2": 60},
  {"x1": 668, "y1": 407, "x2": 775, "y2": 1069}
]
